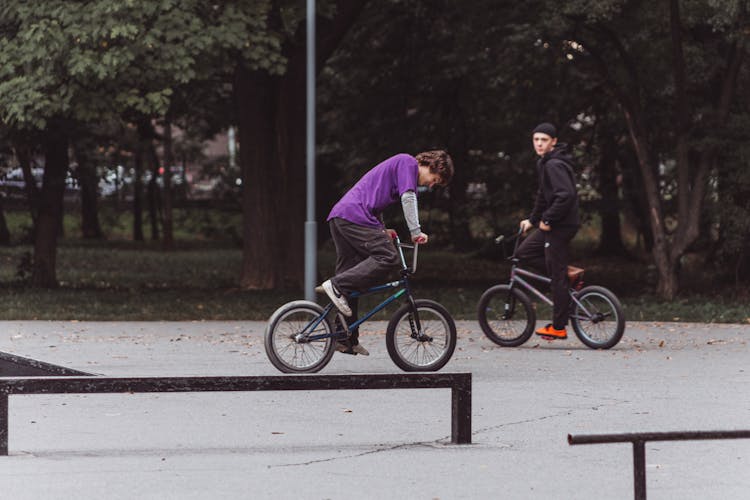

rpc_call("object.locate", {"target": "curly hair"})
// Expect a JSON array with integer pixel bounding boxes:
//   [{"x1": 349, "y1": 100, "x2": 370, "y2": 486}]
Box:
[{"x1": 415, "y1": 150, "x2": 454, "y2": 186}]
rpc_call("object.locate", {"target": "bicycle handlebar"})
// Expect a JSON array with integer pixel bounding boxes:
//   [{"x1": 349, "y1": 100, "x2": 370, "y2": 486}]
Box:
[
  {"x1": 393, "y1": 236, "x2": 419, "y2": 274},
  {"x1": 494, "y1": 228, "x2": 524, "y2": 258}
]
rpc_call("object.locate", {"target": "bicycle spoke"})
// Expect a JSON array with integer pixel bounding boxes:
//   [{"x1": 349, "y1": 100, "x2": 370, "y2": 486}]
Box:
[
  {"x1": 395, "y1": 315, "x2": 448, "y2": 366},
  {"x1": 269, "y1": 308, "x2": 333, "y2": 371},
  {"x1": 573, "y1": 289, "x2": 622, "y2": 347}
]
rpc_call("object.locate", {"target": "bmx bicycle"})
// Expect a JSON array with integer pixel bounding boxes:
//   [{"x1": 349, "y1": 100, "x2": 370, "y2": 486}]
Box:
[
  {"x1": 477, "y1": 229, "x2": 626, "y2": 349},
  {"x1": 265, "y1": 235, "x2": 457, "y2": 373}
]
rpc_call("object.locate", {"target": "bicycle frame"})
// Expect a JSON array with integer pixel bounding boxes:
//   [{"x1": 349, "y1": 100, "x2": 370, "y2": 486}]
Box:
[
  {"x1": 509, "y1": 266, "x2": 554, "y2": 307},
  {"x1": 299, "y1": 237, "x2": 422, "y2": 343},
  {"x1": 503, "y1": 230, "x2": 594, "y2": 322}
]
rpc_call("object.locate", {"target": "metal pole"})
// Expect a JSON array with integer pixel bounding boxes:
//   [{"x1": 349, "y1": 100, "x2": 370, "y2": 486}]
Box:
[
  {"x1": 304, "y1": 0, "x2": 317, "y2": 301},
  {"x1": 451, "y1": 374, "x2": 472, "y2": 444},
  {"x1": 633, "y1": 440, "x2": 647, "y2": 500},
  {"x1": 0, "y1": 393, "x2": 7, "y2": 455}
]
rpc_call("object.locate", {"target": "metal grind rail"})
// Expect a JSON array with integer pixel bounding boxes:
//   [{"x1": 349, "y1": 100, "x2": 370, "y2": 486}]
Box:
[
  {"x1": 568, "y1": 430, "x2": 750, "y2": 499},
  {"x1": 0, "y1": 372, "x2": 472, "y2": 455}
]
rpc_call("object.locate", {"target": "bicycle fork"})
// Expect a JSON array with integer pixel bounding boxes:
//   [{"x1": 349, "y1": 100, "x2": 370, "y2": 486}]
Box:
[
  {"x1": 502, "y1": 283, "x2": 518, "y2": 320},
  {"x1": 568, "y1": 292, "x2": 606, "y2": 324},
  {"x1": 406, "y1": 295, "x2": 432, "y2": 342}
]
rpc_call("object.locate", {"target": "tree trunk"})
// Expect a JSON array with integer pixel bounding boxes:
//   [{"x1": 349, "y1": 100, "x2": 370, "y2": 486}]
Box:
[
  {"x1": 161, "y1": 118, "x2": 174, "y2": 250},
  {"x1": 73, "y1": 143, "x2": 103, "y2": 239},
  {"x1": 235, "y1": 65, "x2": 281, "y2": 289},
  {"x1": 655, "y1": 248, "x2": 679, "y2": 299},
  {"x1": 31, "y1": 122, "x2": 68, "y2": 287},
  {"x1": 595, "y1": 136, "x2": 626, "y2": 256},
  {"x1": 618, "y1": 145, "x2": 652, "y2": 253},
  {"x1": 147, "y1": 164, "x2": 160, "y2": 241},
  {"x1": 442, "y1": 83, "x2": 473, "y2": 250},
  {"x1": 132, "y1": 141, "x2": 145, "y2": 242},
  {"x1": 235, "y1": 0, "x2": 368, "y2": 290},
  {"x1": 0, "y1": 195, "x2": 11, "y2": 245},
  {"x1": 15, "y1": 145, "x2": 40, "y2": 235},
  {"x1": 276, "y1": 49, "x2": 306, "y2": 289},
  {"x1": 142, "y1": 121, "x2": 162, "y2": 242},
  {"x1": 160, "y1": 118, "x2": 175, "y2": 251},
  {"x1": 623, "y1": 103, "x2": 679, "y2": 299}
]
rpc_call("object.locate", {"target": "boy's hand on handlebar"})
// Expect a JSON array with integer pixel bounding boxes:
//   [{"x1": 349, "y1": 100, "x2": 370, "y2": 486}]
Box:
[
  {"x1": 386, "y1": 228, "x2": 398, "y2": 240},
  {"x1": 412, "y1": 232, "x2": 428, "y2": 244},
  {"x1": 519, "y1": 219, "x2": 533, "y2": 234}
]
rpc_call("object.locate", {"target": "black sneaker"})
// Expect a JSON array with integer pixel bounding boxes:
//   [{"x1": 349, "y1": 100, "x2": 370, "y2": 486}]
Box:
[{"x1": 335, "y1": 339, "x2": 369, "y2": 356}]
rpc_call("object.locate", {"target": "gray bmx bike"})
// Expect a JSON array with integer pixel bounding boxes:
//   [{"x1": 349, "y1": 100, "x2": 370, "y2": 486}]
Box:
[{"x1": 477, "y1": 229, "x2": 626, "y2": 349}]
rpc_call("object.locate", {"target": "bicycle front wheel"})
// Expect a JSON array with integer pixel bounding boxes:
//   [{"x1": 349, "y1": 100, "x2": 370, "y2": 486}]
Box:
[
  {"x1": 385, "y1": 299, "x2": 457, "y2": 372},
  {"x1": 570, "y1": 286, "x2": 626, "y2": 349},
  {"x1": 264, "y1": 300, "x2": 336, "y2": 373},
  {"x1": 477, "y1": 284, "x2": 535, "y2": 347}
]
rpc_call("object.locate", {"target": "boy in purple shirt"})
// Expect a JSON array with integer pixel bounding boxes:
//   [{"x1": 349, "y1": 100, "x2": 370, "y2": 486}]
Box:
[{"x1": 319, "y1": 150, "x2": 454, "y2": 355}]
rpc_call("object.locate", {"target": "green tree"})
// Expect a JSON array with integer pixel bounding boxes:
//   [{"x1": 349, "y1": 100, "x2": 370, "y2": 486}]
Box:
[
  {"x1": 0, "y1": 1, "x2": 280, "y2": 286},
  {"x1": 552, "y1": 0, "x2": 748, "y2": 298}
]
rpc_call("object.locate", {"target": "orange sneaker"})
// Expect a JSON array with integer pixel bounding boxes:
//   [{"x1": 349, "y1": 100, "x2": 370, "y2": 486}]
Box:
[{"x1": 535, "y1": 323, "x2": 568, "y2": 339}]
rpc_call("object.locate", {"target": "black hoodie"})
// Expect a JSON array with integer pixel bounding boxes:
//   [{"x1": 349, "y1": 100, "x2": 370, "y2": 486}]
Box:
[{"x1": 528, "y1": 143, "x2": 580, "y2": 228}]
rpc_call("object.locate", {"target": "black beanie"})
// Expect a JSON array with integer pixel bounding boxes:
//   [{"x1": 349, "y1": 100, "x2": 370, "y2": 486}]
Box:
[{"x1": 532, "y1": 122, "x2": 557, "y2": 138}]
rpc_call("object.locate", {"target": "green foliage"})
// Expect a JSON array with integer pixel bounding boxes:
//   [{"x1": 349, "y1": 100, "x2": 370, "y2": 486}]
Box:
[{"x1": 0, "y1": 1, "x2": 286, "y2": 129}]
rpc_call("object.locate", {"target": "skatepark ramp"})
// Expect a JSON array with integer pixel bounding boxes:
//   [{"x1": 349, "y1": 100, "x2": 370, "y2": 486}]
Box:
[{"x1": 0, "y1": 350, "x2": 92, "y2": 377}]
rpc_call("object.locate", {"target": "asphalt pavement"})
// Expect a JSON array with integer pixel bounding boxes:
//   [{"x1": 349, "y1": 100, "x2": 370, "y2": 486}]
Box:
[{"x1": 0, "y1": 319, "x2": 747, "y2": 500}]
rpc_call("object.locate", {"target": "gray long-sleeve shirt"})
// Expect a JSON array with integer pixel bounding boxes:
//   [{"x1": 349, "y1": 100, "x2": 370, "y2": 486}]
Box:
[{"x1": 400, "y1": 190, "x2": 421, "y2": 236}]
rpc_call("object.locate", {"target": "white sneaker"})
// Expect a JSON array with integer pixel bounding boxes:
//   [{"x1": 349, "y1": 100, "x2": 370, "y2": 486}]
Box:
[{"x1": 321, "y1": 280, "x2": 352, "y2": 317}]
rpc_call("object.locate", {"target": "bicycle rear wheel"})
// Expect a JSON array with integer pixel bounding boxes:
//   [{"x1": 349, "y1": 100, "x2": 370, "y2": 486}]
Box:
[
  {"x1": 264, "y1": 300, "x2": 336, "y2": 373},
  {"x1": 385, "y1": 299, "x2": 456, "y2": 372},
  {"x1": 477, "y1": 284, "x2": 535, "y2": 347},
  {"x1": 570, "y1": 286, "x2": 625, "y2": 349}
]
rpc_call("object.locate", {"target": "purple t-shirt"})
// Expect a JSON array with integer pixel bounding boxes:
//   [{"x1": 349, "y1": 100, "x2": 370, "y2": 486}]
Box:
[{"x1": 327, "y1": 153, "x2": 418, "y2": 228}]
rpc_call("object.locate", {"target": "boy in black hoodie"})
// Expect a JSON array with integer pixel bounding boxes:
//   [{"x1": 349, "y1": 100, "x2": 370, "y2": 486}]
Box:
[{"x1": 517, "y1": 122, "x2": 580, "y2": 339}]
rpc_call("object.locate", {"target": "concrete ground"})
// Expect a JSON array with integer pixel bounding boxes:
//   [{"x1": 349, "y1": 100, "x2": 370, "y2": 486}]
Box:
[{"x1": 0, "y1": 319, "x2": 748, "y2": 500}]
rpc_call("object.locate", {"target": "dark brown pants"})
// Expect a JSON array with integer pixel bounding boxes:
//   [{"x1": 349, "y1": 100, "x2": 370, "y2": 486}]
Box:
[
  {"x1": 515, "y1": 226, "x2": 578, "y2": 330},
  {"x1": 328, "y1": 218, "x2": 400, "y2": 341}
]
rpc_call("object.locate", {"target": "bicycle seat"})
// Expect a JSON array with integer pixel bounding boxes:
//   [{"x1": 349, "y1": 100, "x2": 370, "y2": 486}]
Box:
[{"x1": 567, "y1": 266, "x2": 584, "y2": 286}]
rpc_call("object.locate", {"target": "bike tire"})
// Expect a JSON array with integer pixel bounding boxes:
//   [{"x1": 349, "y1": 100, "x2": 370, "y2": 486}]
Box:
[
  {"x1": 477, "y1": 284, "x2": 535, "y2": 347},
  {"x1": 570, "y1": 285, "x2": 626, "y2": 349},
  {"x1": 385, "y1": 299, "x2": 457, "y2": 372},
  {"x1": 264, "y1": 300, "x2": 336, "y2": 373}
]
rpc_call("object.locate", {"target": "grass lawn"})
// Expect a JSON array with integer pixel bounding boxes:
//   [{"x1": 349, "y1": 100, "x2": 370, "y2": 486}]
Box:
[
  {"x1": 0, "y1": 207, "x2": 746, "y2": 322},
  {"x1": 0, "y1": 240, "x2": 747, "y2": 323}
]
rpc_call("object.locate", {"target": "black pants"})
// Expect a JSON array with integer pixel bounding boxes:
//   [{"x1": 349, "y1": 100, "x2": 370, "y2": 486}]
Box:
[
  {"x1": 328, "y1": 218, "x2": 400, "y2": 342},
  {"x1": 515, "y1": 226, "x2": 578, "y2": 330}
]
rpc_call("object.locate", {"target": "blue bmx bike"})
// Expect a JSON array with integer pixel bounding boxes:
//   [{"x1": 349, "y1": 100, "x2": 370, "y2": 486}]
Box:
[{"x1": 264, "y1": 236, "x2": 457, "y2": 373}]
